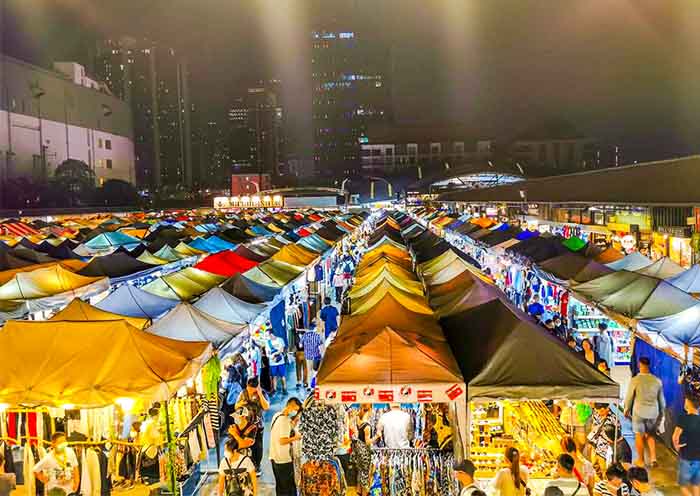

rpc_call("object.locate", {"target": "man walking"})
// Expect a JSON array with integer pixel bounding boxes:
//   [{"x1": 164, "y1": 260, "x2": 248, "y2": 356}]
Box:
[
  {"x1": 624, "y1": 356, "x2": 665, "y2": 467},
  {"x1": 270, "y1": 398, "x2": 302, "y2": 496}
]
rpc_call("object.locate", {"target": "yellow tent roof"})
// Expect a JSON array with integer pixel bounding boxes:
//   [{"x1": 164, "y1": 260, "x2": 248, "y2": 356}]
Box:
[
  {"x1": 366, "y1": 236, "x2": 407, "y2": 252},
  {"x1": 266, "y1": 223, "x2": 285, "y2": 233},
  {"x1": 423, "y1": 258, "x2": 471, "y2": 287},
  {"x1": 174, "y1": 242, "x2": 205, "y2": 257},
  {"x1": 351, "y1": 285, "x2": 433, "y2": 315},
  {"x1": 119, "y1": 228, "x2": 148, "y2": 239},
  {"x1": 361, "y1": 244, "x2": 410, "y2": 263},
  {"x1": 142, "y1": 267, "x2": 225, "y2": 301},
  {"x1": 0, "y1": 319, "x2": 211, "y2": 407},
  {"x1": 0, "y1": 260, "x2": 86, "y2": 285},
  {"x1": 258, "y1": 260, "x2": 305, "y2": 286},
  {"x1": 349, "y1": 270, "x2": 424, "y2": 298},
  {"x1": 136, "y1": 251, "x2": 169, "y2": 265},
  {"x1": 271, "y1": 244, "x2": 318, "y2": 266},
  {"x1": 417, "y1": 249, "x2": 460, "y2": 276},
  {"x1": 354, "y1": 263, "x2": 417, "y2": 288},
  {"x1": 0, "y1": 265, "x2": 106, "y2": 300},
  {"x1": 50, "y1": 298, "x2": 150, "y2": 329},
  {"x1": 357, "y1": 251, "x2": 412, "y2": 271}
]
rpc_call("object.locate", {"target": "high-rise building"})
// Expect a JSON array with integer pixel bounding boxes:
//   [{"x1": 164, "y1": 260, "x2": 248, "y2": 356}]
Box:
[
  {"x1": 194, "y1": 119, "x2": 232, "y2": 189},
  {"x1": 92, "y1": 37, "x2": 192, "y2": 190},
  {"x1": 311, "y1": 24, "x2": 392, "y2": 178},
  {"x1": 228, "y1": 83, "x2": 284, "y2": 179}
]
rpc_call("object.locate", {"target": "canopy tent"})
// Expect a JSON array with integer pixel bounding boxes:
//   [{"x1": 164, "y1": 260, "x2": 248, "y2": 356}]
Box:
[
  {"x1": 353, "y1": 263, "x2": 416, "y2": 288},
  {"x1": 572, "y1": 270, "x2": 699, "y2": 320},
  {"x1": 635, "y1": 257, "x2": 685, "y2": 280},
  {"x1": 440, "y1": 297, "x2": 619, "y2": 401},
  {"x1": 667, "y1": 264, "x2": 700, "y2": 294},
  {"x1": 366, "y1": 235, "x2": 407, "y2": 252},
  {"x1": 153, "y1": 245, "x2": 188, "y2": 262},
  {"x1": 77, "y1": 252, "x2": 158, "y2": 280},
  {"x1": 317, "y1": 325, "x2": 463, "y2": 387},
  {"x1": 427, "y1": 270, "x2": 483, "y2": 302},
  {"x1": 270, "y1": 244, "x2": 318, "y2": 266},
  {"x1": 195, "y1": 250, "x2": 259, "y2": 277},
  {"x1": 0, "y1": 319, "x2": 211, "y2": 407},
  {"x1": 95, "y1": 282, "x2": 178, "y2": 319},
  {"x1": 73, "y1": 231, "x2": 141, "y2": 256},
  {"x1": 348, "y1": 269, "x2": 424, "y2": 298},
  {"x1": 561, "y1": 236, "x2": 587, "y2": 252},
  {"x1": 432, "y1": 278, "x2": 502, "y2": 318},
  {"x1": 505, "y1": 236, "x2": 569, "y2": 263},
  {"x1": 234, "y1": 245, "x2": 269, "y2": 262},
  {"x1": 418, "y1": 249, "x2": 463, "y2": 278},
  {"x1": 257, "y1": 260, "x2": 305, "y2": 286},
  {"x1": 0, "y1": 250, "x2": 35, "y2": 271},
  {"x1": 194, "y1": 286, "x2": 268, "y2": 324},
  {"x1": 174, "y1": 242, "x2": 206, "y2": 257},
  {"x1": 0, "y1": 260, "x2": 85, "y2": 287},
  {"x1": 0, "y1": 265, "x2": 109, "y2": 302},
  {"x1": 221, "y1": 273, "x2": 281, "y2": 303},
  {"x1": 50, "y1": 298, "x2": 150, "y2": 329},
  {"x1": 147, "y1": 303, "x2": 247, "y2": 346},
  {"x1": 350, "y1": 284, "x2": 433, "y2": 316},
  {"x1": 638, "y1": 305, "x2": 700, "y2": 347},
  {"x1": 356, "y1": 251, "x2": 412, "y2": 272},
  {"x1": 204, "y1": 236, "x2": 237, "y2": 252},
  {"x1": 605, "y1": 251, "x2": 652, "y2": 271},
  {"x1": 141, "y1": 267, "x2": 226, "y2": 301},
  {"x1": 536, "y1": 253, "x2": 614, "y2": 286},
  {"x1": 136, "y1": 251, "x2": 169, "y2": 266},
  {"x1": 422, "y1": 258, "x2": 473, "y2": 287},
  {"x1": 297, "y1": 234, "x2": 332, "y2": 253},
  {"x1": 594, "y1": 247, "x2": 625, "y2": 264},
  {"x1": 188, "y1": 238, "x2": 222, "y2": 253}
]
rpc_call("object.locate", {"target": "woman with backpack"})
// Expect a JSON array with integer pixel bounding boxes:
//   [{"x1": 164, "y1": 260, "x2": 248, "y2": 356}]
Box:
[{"x1": 218, "y1": 438, "x2": 257, "y2": 496}]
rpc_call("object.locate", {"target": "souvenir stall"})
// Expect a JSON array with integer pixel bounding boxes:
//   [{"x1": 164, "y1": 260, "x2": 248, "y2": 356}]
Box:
[{"x1": 439, "y1": 292, "x2": 619, "y2": 494}]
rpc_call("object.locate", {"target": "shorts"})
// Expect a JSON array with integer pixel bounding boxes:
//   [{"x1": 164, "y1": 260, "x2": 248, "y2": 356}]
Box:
[
  {"x1": 270, "y1": 364, "x2": 287, "y2": 377},
  {"x1": 631, "y1": 416, "x2": 657, "y2": 434},
  {"x1": 679, "y1": 458, "x2": 700, "y2": 486}
]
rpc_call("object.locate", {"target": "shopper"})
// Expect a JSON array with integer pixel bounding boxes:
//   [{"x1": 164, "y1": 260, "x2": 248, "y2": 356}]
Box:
[
  {"x1": 33, "y1": 432, "x2": 80, "y2": 496},
  {"x1": 377, "y1": 404, "x2": 413, "y2": 449},
  {"x1": 138, "y1": 408, "x2": 161, "y2": 483},
  {"x1": 453, "y1": 459, "x2": 480, "y2": 496},
  {"x1": 624, "y1": 357, "x2": 665, "y2": 467},
  {"x1": 545, "y1": 488, "x2": 565, "y2": 496},
  {"x1": 299, "y1": 323, "x2": 323, "y2": 380},
  {"x1": 560, "y1": 436, "x2": 595, "y2": 495},
  {"x1": 627, "y1": 467, "x2": 663, "y2": 496},
  {"x1": 593, "y1": 463, "x2": 629, "y2": 496},
  {"x1": 603, "y1": 423, "x2": 632, "y2": 469},
  {"x1": 333, "y1": 269, "x2": 345, "y2": 302},
  {"x1": 527, "y1": 294, "x2": 544, "y2": 320},
  {"x1": 588, "y1": 403, "x2": 622, "y2": 471},
  {"x1": 545, "y1": 454, "x2": 584, "y2": 496},
  {"x1": 319, "y1": 297, "x2": 340, "y2": 339},
  {"x1": 354, "y1": 405, "x2": 376, "y2": 496},
  {"x1": 228, "y1": 407, "x2": 256, "y2": 452},
  {"x1": 269, "y1": 398, "x2": 302, "y2": 496},
  {"x1": 0, "y1": 452, "x2": 16, "y2": 496},
  {"x1": 293, "y1": 327, "x2": 308, "y2": 389},
  {"x1": 267, "y1": 335, "x2": 288, "y2": 396},
  {"x1": 672, "y1": 395, "x2": 700, "y2": 495},
  {"x1": 553, "y1": 315, "x2": 569, "y2": 341},
  {"x1": 217, "y1": 438, "x2": 257, "y2": 496},
  {"x1": 235, "y1": 377, "x2": 270, "y2": 472},
  {"x1": 491, "y1": 447, "x2": 529, "y2": 496},
  {"x1": 596, "y1": 323, "x2": 614, "y2": 368}
]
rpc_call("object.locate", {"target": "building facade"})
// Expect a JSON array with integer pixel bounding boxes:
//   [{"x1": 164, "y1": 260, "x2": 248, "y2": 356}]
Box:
[
  {"x1": 312, "y1": 28, "x2": 392, "y2": 178},
  {"x1": 359, "y1": 124, "x2": 494, "y2": 174},
  {"x1": 228, "y1": 83, "x2": 284, "y2": 178},
  {"x1": 92, "y1": 37, "x2": 192, "y2": 190},
  {"x1": 0, "y1": 55, "x2": 135, "y2": 186}
]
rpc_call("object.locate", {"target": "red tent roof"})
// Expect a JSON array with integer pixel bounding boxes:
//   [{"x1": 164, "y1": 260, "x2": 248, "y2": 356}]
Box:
[
  {"x1": 297, "y1": 228, "x2": 313, "y2": 237},
  {"x1": 195, "y1": 250, "x2": 259, "y2": 277}
]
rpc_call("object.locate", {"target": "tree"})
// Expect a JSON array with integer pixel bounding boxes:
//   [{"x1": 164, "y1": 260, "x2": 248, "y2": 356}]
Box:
[
  {"x1": 98, "y1": 179, "x2": 140, "y2": 207},
  {"x1": 52, "y1": 159, "x2": 96, "y2": 206}
]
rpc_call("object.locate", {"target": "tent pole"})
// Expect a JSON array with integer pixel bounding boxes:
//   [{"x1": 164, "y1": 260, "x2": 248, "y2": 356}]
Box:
[
  {"x1": 613, "y1": 405, "x2": 618, "y2": 462},
  {"x1": 164, "y1": 398, "x2": 178, "y2": 496}
]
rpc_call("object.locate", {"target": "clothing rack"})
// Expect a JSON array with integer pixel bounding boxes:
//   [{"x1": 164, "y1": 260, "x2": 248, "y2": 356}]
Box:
[
  {"x1": 0, "y1": 436, "x2": 138, "y2": 447},
  {"x1": 176, "y1": 409, "x2": 205, "y2": 439}
]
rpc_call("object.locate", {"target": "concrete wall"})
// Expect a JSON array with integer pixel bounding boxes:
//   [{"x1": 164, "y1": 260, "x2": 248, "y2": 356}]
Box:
[{"x1": 0, "y1": 55, "x2": 135, "y2": 184}]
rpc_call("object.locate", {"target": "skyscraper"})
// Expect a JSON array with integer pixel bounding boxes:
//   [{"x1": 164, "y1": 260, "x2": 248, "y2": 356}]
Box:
[
  {"x1": 92, "y1": 37, "x2": 192, "y2": 190},
  {"x1": 228, "y1": 82, "x2": 284, "y2": 178},
  {"x1": 311, "y1": 21, "x2": 392, "y2": 178}
]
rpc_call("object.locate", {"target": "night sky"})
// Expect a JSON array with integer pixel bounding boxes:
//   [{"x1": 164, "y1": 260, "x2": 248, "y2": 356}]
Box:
[{"x1": 4, "y1": 0, "x2": 700, "y2": 160}]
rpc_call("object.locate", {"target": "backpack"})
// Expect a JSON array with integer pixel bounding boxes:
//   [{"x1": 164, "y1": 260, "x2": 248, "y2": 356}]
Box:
[{"x1": 223, "y1": 455, "x2": 253, "y2": 496}]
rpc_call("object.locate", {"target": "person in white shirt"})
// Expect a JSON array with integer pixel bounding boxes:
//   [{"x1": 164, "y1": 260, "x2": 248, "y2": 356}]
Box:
[
  {"x1": 33, "y1": 432, "x2": 79, "y2": 496},
  {"x1": 545, "y1": 454, "x2": 585, "y2": 496},
  {"x1": 267, "y1": 336, "x2": 288, "y2": 395},
  {"x1": 454, "y1": 459, "x2": 481, "y2": 496},
  {"x1": 269, "y1": 398, "x2": 302, "y2": 496},
  {"x1": 491, "y1": 447, "x2": 529, "y2": 496},
  {"x1": 217, "y1": 438, "x2": 257, "y2": 496},
  {"x1": 376, "y1": 404, "x2": 413, "y2": 449}
]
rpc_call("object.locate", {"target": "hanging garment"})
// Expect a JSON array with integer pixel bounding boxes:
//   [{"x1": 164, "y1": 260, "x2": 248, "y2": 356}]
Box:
[{"x1": 300, "y1": 403, "x2": 339, "y2": 461}]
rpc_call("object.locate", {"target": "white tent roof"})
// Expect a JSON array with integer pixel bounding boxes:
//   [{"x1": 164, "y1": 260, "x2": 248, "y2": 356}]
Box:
[
  {"x1": 194, "y1": 287, "x2": 268, "y2": 324},
  {"x1": 147, "y1": 302, "x2": 247, "y2": 346}
]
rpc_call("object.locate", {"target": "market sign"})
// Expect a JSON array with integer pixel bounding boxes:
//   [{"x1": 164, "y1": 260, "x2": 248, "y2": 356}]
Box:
[{"x1": 606, "y1": 222, "x2": 631, "y2": 232}]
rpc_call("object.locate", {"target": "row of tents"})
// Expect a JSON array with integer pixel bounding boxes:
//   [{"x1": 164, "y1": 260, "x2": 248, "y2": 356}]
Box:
[
  {"x1": 0, "y1": 210, "x2": 367, "y2": 409},
  {"x1": 420, "y1": 208, "x2": 700, "y2": 348}
]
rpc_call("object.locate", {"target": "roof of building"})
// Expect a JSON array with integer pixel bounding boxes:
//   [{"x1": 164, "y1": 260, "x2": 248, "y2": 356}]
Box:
[
  {"x1": 438, "y1": 155, "x2": 700, "y2": 206},
  {"x1": 362, "y1": 123, "x2": 485, "y2": 145},
  {"x1": 515, "y1": 118, "x2": 587, "y2": 141}
]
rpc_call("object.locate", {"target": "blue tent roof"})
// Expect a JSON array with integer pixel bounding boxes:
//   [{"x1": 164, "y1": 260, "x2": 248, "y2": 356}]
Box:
[
  {"x1": 84, "y1": 231, "x2": 141, "y2": 249},
  {"x1": 605, "y1": 252, "x2": 653, "y2": 271},
  {"x1": 95, "y1": 284, "x2": 178, "y2": 319},
  {"x1": 638, "y1": 305, "x2": 700, "y2": 347},
  {"x1": 251, "y1": 225, "x2": 273, "y2": 236},
  {"x1": 206, "y1": 236, "x2": 237, "y2": 251},
  {"x1": 516, "y1": 230, "x2": 539, "y2": 241},
  {"x1": 188, "y1": 238, "x2": 221, "y2": 253},
  {"x1": 666, "y1": 264, "x2": 700, "y2": 293},
  {"x1": 298, "y1": 234, "x2": 331, "y2": 253}
]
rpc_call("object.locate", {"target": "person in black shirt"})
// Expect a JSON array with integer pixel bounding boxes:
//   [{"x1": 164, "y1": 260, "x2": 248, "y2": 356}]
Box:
[{"x1": 673, "y1": 395, "x2": 700, "y2": 493}]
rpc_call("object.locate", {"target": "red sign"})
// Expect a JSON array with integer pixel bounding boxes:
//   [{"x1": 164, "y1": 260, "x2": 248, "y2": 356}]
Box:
[
  {"x1": 378, "y1": 390, "x2": 394, "y2": 402},
  {"x1": 325, "y1": 390, "x2": 337, "y2": 400},
  {"x1": 314, "y1": 388, "x2": 320, "y2": 400},
  {"x1": 363, "y1": 387, "x2": 375, "y2": 398},
  {"x1": 417, "y1": 390, "x2": 433, "y2": 403},
  {"x1": 445, "y1": 384, "x2": 464, "y2": 400},
  {"x1": 341, "y1": 391, "x2": 357, "y2": 402},
  {"x1": 400, "y1": 386, "x2": 412, "y2": 397}
]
